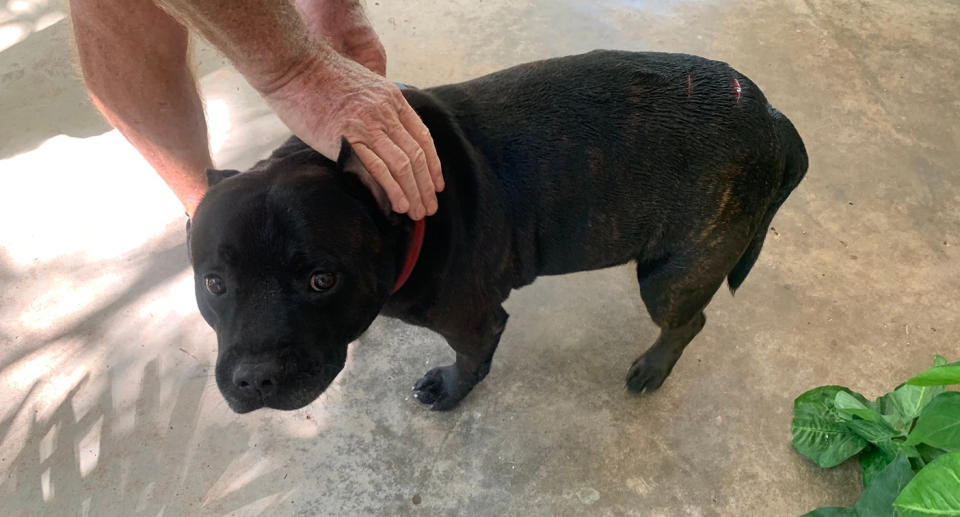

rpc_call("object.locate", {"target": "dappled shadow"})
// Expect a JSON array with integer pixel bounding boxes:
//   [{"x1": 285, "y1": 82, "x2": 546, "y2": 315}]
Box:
[
  {"x1": 0, "y1": 4, "x2": 315, "y2": 509},
  {"x1": 0, "y1": 8, "x2": 113, "y2": 159},
  {"x1": 0, "y1": 0, "x2": 260, "y2": 162},
  {"x1": 0, "y1": 195, "x2": 309, "y2": 515},
  {"x1": 0, "y1": 0, "x2": 68, "y2": 53},
  {"x1": 0, "y1": 228, "x2": 190, "y2": 374},
  {"x1": 0, "y1": 220, "x2": 304, "y2": 515},
  {"x1": 0, "y1": 244, "x2": 187, "y2": 373},
  {"x1": 0, "y1": 359, "x2": 299, "y2": 516}
]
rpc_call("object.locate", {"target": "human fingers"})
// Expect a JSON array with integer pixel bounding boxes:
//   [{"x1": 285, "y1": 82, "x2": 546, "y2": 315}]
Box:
[{"x1": 350, "y1": 140, "x2": 412, "y2": 215}]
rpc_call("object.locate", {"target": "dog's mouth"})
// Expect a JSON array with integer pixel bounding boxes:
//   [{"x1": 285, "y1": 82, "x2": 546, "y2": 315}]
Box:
[{"x1": 218, "y1": 360, "x2": 345, "y2": 414}]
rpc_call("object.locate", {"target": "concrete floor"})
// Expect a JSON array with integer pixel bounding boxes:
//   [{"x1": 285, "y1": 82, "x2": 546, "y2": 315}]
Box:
[{"x1": 2, "y1": 0, "x2": 959, "y2": 515}]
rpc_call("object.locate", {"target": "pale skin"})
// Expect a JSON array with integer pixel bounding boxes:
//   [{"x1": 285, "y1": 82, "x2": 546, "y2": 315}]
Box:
[{"x1": 70, "y1": 0, "x2": 442, "y2": 219}]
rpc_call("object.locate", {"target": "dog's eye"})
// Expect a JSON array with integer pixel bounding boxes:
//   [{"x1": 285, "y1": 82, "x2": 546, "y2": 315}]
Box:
[
  {"x1": 310, "y1": 272, "x2": 337, "y2": 292},
  {"x1": 205, "y1": 275, "x2": 225, "y2": 296}
]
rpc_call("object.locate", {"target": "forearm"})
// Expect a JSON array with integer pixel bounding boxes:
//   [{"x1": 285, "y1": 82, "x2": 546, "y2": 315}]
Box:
[
  {"x1": 154, "y1": 0, "x2": 346, "y2": 96},
  {"x1": 295, "y1": 0, "x2": 385, "y2": 75},
  {"x1": 71, "y1": 0, "x2": 212, "y2": 216},
  {"x1": 152, "y1": 0, "x2": 440, "y2": 218}
]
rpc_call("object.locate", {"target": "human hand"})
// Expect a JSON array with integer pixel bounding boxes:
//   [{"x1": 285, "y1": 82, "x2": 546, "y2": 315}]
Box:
[{"x1": 261, "y1": 54, "x2": 443, "y2": 219}]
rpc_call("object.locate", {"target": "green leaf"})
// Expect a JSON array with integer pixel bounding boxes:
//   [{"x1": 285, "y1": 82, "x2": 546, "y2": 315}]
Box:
[
  {"x1": 853, "y1": 454, "x2": 914, "y2": 517},
  {"x1": 800, "y1": 507, "x2": 857, "y2": 517},
  {"x1": 907, "y1": 362, "x2": 960, "y2": 386},
  {"x1": 879, "y1": 356, "x2": 950, "y2": 430},
  {"x1": 893, "y1": 451, "x2": 960, "y2": 517},
  {"x1": 899, "y1": 445, "x2": 922, "y2": 459},
  {"x1": 836, "y1": 391, "x2": 882, "y2": 422},
  {"x1": 846, "y1": 418, "x2": 900, "y2": 444},
  {"x1": 806, "y1": 457, "x2": 916, "y2": 517},
  {"x1": 793, "y1": 406, "x2": 869, "y2": 468},
  {"x1": 917, "y1": 443, "x2": 946, "y2": 465},
  {"x1": 886, "y1": 382, "x2": 945, "y2": 422},
  {"x1": 796, "y1": 385, "x2": 869, "y2": 408},
  {"x1": 860, "y1": 445, "x2": 896, "y2": 487},
  {"x1": 835, "y1": 394, "x2": 904, "y2": 460},
  {"x1": 877, "y1": 410, "x2": 911, "y2": 436},
  {"x1": 793, "y1": 386, "x2": 869, "y2": 467},
  {"x1": 905, "y1": 392, "x2": 960, "y2": 451}
]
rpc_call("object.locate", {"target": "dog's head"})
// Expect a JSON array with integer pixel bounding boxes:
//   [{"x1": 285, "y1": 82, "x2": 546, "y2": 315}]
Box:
[{"x1": 189, "y1": 137, "x2": 399, "y2": 413}]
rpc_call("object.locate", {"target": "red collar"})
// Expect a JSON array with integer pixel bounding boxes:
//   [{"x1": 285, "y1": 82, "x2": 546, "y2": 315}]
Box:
[{"x1": 391, "y1": 218, "x2": 426, "y2": 293}]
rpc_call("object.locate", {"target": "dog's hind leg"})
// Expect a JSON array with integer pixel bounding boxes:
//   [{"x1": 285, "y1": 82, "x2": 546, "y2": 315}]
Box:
[
  {"x1": 413, "y1": 306, "x2": 508, "y2": 410},
  {"x1": 626, "y1": 241, "x2": 746, "y2": 393}
]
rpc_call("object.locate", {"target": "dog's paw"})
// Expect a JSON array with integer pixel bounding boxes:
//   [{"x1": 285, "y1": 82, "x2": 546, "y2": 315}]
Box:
[
  {"x1": 625, "y1": 354, "x2": 673, "y2": 394},
  {"x1": 412, "y1": 365, "x2": 470, "y2": 411}
]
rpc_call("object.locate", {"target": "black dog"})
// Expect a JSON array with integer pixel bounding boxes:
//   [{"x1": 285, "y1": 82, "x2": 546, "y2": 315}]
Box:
[{"x1": 189, "y1": 50, "x2": 807, "y2": 413}]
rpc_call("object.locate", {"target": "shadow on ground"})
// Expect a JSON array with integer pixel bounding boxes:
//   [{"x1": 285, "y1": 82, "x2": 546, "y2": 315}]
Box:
[{"x1": 0, "y1": 226, "x2": 305, "y2": 516}]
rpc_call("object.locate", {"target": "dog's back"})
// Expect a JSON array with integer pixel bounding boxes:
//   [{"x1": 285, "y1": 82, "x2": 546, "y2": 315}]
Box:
[{"x1": 427, "y1": 50, "x2": 807, "y2": 290}]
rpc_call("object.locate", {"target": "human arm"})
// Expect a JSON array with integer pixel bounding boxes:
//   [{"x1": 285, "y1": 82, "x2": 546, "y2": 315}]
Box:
[{"x1": 156, "y1": 0, "x2": 443, "y2": 219}]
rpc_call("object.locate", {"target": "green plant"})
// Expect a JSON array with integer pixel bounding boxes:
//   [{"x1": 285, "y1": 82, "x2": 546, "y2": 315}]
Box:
[{"x1": 791, "y1": 355, "x2": 960, "y2": 516}]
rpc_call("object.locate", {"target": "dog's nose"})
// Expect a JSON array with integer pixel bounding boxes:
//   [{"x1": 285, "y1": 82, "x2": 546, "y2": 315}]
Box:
[{"x1": 232, "y1": 361, "x2": 281, "y2": 398}]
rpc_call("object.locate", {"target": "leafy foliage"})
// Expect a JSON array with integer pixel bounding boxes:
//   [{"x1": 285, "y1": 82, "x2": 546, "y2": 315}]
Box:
[
  {"x1": 792, "y1": 386, "x2": 869, "y2": 468},
  {"x1": 792, "y1": 356, "x2": 960, "y2": 516},
  {"x1": 894, "y1": 452, "x2": 960, "y2": 517}
]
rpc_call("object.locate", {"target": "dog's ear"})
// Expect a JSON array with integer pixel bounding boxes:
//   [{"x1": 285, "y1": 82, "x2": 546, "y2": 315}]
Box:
[
  {"x1": 206, "y1": 168, "x2": 240, "y2": 187},
  {"x1": 336, "y1": 137, "x2": 395, "y2": 219},
  {"x1": 269, "y1": 136, "x2": 311, "y2": 160}
]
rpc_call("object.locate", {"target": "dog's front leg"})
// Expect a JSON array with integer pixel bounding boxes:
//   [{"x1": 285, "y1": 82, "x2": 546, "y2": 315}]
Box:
[{"x1": 412, "y1": 306, "x2": 508, "y2": 410}]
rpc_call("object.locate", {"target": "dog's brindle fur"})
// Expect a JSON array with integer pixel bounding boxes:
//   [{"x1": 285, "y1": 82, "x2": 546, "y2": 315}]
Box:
[{"x1": 190, "y1": 50, "x2": 807, "y2": 413}]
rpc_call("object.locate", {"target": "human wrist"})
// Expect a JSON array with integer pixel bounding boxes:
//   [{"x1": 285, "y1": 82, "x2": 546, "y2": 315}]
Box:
[
  {"x1": 247, "y1": 39, "x2": 339, "y2": 98},
  {"x1": 257, "y1": 44, "x2": 361, "y2": 110},
  {"x1": 259, "y1": 49, "x2": 375, "y2": 159}
]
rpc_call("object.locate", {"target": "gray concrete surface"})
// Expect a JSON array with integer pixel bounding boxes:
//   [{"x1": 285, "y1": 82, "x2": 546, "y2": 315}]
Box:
[{"x1": 2, "y1": 0, "x2": 959, "y2": 515}]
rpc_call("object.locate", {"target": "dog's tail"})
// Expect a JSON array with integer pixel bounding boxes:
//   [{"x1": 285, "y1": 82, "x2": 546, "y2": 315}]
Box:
[{"x1": 727, "y1": 108, "x2": 808, "y2": 293}]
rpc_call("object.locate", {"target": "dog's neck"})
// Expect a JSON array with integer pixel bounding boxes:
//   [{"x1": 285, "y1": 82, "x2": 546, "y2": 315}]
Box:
[
  {"x1": 380, "y1": 87, "x2": 513, "y2": 320},
  {"x1": 338, "y1": 146, "x2": 429, "y2": 296}
]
